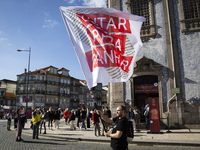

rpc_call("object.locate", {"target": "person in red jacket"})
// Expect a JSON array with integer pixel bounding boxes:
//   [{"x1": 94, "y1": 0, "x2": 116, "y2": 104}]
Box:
[
  {"x1": 92, "y1": 109, "x2": 100, "y2": 136},
  {"x1": 63, "y1": 108, "x2": 69, "y2": 125}
]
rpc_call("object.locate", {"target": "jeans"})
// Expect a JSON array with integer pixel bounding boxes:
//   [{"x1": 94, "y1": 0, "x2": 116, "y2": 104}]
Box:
[
  {"x1": 145, "y1": 117, "x2": 149, "y2": 130},
  {"x1": 33, "y1": 122, "x2": 39, "y2": 139},
  {"x1": 7, "y1": 120, "x2": 11, "y2": 130},
  {"x1": 77, "y1": 117, "x2": 80, "y2": 127},
  {"x1": 81, "y1": 118, "x2": 86, "y2": 129},
  {"x1": 40, "y1": 120, "x2": 46, "y2": 133},
  {"x1": 94, "y1": 123, "x2": 100, "y2": 136}
]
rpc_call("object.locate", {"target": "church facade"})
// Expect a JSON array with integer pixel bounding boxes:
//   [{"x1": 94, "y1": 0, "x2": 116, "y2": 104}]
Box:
[{"x1": 107, "y1": 0, "x2": 200, "y2": 128}]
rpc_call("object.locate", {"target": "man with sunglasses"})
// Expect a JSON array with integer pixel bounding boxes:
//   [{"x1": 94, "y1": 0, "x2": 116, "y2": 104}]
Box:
[{"x1": 97, "y1": 105, "x2": 128, "y2": 150}]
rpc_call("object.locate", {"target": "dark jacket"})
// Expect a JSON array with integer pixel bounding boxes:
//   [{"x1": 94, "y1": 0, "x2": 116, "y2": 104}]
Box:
[
  {"x1": 76, "y1": 109, "x2": 80, "y2": 117},
  {"x1": 54, "y1": 111, "x2": 60, "y2": 120},
  {"x1": 41, "y1": 112, "x2": 47, "y2": 120},
  {"x1": 69, "y1": 112, "x2": 75, "y2": 121}
]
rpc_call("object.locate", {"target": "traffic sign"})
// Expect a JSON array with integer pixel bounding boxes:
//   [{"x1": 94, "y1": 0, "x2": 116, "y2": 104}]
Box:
[{"x1": 24, "y1": 98, "x2": 30, "y2": 103}]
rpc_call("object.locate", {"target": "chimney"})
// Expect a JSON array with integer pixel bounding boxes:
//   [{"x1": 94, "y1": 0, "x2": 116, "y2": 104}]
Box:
[{"x1": 24, "y1": 68, "x2": 27, "y2": 73}]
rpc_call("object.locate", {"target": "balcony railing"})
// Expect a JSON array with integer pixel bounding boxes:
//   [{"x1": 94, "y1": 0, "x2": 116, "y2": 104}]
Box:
[
  {"x1": 46, "y1": 91, "x2": 59, "y2": 96},
  {"x1": 60, "y1": 93, "x2": 70, "y2": 97}
]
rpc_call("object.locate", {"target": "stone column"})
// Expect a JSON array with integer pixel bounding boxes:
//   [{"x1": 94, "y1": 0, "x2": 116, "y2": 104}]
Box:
[{"x1": 109, "y1": 82, "x2": 125, "y2": 117}]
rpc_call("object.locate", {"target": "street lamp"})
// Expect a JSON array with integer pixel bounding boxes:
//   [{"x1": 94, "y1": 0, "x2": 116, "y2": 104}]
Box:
[{"x1": 17, "y1": 47, "x2": 31, "y2": 111}]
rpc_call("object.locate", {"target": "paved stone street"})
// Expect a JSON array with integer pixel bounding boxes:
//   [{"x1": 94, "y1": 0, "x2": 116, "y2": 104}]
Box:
[{"x1": 0, "y1": 120, "x2": 200, "y2": 150}]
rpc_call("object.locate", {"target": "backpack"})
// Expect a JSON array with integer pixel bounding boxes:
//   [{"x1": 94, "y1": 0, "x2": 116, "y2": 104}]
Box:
[
  {"x1": 144, "y1": 107, "x2": 149, "y2": 117},
  {"x1": 127, "y1": 120, "x2": 134, "y2": 141}
]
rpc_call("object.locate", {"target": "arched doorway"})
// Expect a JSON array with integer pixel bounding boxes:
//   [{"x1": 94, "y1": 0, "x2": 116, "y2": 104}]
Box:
[{"x1": 134, "y1": 75, "x2": 159, "y2": 122}]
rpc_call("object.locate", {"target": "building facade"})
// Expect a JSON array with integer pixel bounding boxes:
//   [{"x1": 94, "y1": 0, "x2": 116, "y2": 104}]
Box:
[
  {"x1": 107, "y1": 0, "x2": 200, "y2": 128},
  {"x1": 0, "y1": 79, "x2": 16, "y2": 106},
  {"x1": 16, "y1": 66, "x2": 84, "y2": 110}
]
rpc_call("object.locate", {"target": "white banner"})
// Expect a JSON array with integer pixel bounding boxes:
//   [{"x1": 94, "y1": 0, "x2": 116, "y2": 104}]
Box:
[{"x1": 60, "y1": 6, "x2": 146, "y2": 88}]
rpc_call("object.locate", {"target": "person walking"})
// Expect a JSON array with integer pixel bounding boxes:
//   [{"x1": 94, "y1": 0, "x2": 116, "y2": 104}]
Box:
[
  {"x1": 134, "y1": 106, "x2": 141, "y2": 127},
  {"x1": 80, "y1": 107, "x2": 86, "y2": 130},
  {"x1": 76, "y1": 107, "x2": 81, "y2": 127},
  {"x1": 7, "y1": 110, "x2": 12, "y2": 131},
  {"x1": 14, "y1": 109, "x2": 18, "y2": 130},
  {"x1": 32, "y1": 109, "x2": 42, "y2": 139},
  {"x1": 92, "y1": 109, "x2": 100, "y2": 136},
  {"x1": 15, "y1": 109, "x2": 26, "y2": 142},
  {"x1": 47, "y1": 107, "x2": 54, "y2": 130},
  {"x1": 69, "y1": 109, "x2": 76, "y2": 130},
  {"x1": 63, "y1": 108, "x2": 69, "y2": 125},
  {"x1": 97, "y1": 105, "x2": 129, "y2": 150},
  {"x1": 144, "y1": 105, "x2": 149, "y2": 130},
  {"x1": 40, "y1": 108, "x2": 47, "y2": 134},
  {"x1": 129, "y1": 108, "x2": 136, "y2": 131},
  {"x1": 54, "y1": 110, "x2": 60, "y2": 129},
  {"x1": 86, "y1": 108, "x2": 91, "y2": 128},
  {"x1": 22, "y1": 108, "x2": 27, "y2": 129}
]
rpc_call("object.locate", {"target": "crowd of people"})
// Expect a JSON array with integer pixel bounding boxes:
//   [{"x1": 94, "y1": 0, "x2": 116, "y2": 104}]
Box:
[
  {"x1": 5, "y1": 104, "x2": 149, "y2": 150},
  {"x1": 6, "y1": 106, "x2": 113, "y2": 141}
]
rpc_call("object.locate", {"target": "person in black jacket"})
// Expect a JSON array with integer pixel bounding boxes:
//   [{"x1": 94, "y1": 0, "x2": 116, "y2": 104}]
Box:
[
  {"x1": 47, "y1": 107, "x2": 54, "y2": 130},
  {"x1": 40, "y1": 108, "x2": 47, "y2": 134},
  {"x1": 54, "y1": 110, "x2": 60, "y2": 129},
  {"x1": 76, "y1": 107, "x2": 81, "y2": 127},
  {"x1": 69, "y1": 109, "x2": 76, "y2": 130},
  {"x1": 80, "y1": 107, "x2": 86, "y2": 130}
]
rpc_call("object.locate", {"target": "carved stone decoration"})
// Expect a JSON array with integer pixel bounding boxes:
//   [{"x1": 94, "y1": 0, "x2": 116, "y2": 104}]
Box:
[{"x1": 134, "y1": 56, "x2": 163, "y2": 73}]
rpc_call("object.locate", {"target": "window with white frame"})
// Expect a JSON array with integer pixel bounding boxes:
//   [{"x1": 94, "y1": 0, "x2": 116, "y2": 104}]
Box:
[
  {"x1": 67, "y1": 80, "x2": 70, "y2": 85},
  {"x1": 54, "y1": 69, "x2": 57, "y2": 74},
  {"x1": 46, "y1": 98, "x2": 50, "y2": 103},
  {"x1": 51, "y1": 98, "x2": 54, "y2": 103},
  {"x1": 47, "y1": 87, "x2": 50, "y2": 92},
  {"x1": 55, "y1": 98, "x2": 58, "y2": 103}
]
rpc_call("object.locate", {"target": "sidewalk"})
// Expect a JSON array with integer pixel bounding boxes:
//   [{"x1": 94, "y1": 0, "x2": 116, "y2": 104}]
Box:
[{"x1": 16, "y1": 119, "x2": 200, "y2": 147}]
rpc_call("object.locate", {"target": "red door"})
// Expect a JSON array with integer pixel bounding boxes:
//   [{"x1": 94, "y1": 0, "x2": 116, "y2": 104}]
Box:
[{"x1": 149, "y1": 97, "x2": 160, "y2": 133}]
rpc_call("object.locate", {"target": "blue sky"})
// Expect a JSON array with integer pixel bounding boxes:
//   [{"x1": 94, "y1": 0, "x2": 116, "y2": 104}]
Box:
[{"x1": 0, "y1": 0, "x2": 107, "y2": 81}]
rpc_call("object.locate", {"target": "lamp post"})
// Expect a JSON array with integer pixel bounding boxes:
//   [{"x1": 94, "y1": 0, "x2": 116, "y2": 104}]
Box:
[{"x1": 17, "y1": 47, "x2": 31, "y2": 111}]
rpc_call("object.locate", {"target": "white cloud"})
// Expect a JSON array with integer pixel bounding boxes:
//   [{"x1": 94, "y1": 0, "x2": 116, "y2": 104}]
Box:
[
  {"x1": 0, "y1": 38, "x2": 8, "y2": 41},
  {"x1": 82, "y1": 0, "x2": 107, "y2": 7},
  {"x1": 43, "y1": 19, "x2": 59, "y2": 28},
  {"x1": 68, "y1": 0, "x2": 76, "y2": 4}
]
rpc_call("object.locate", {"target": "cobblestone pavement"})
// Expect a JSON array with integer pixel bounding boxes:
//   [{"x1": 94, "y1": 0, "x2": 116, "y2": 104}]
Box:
[{"x1": 0, "y1": 120, "x2": 200, "y2": 150}]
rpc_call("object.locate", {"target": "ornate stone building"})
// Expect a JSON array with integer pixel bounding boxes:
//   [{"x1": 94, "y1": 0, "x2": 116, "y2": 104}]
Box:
[
  {"x1": 107, "y1": 0, "x2": 200, "y2": 128},
  {"x1": 16, "y1": 66, "x2": 85, "y2": 110}
]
